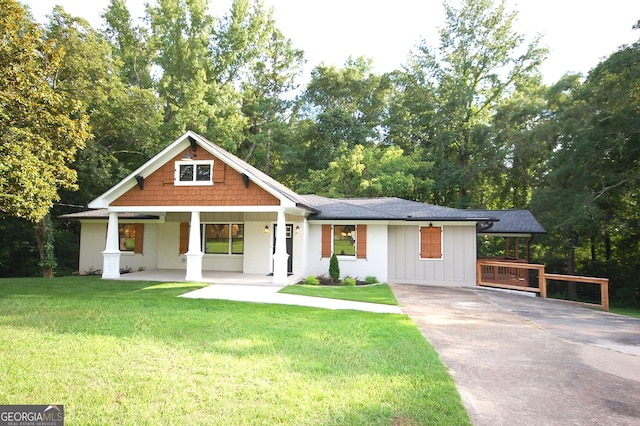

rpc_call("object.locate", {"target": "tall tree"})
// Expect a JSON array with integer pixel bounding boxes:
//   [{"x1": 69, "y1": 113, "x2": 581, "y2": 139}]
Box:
[
  {"x1": 102, "y1": 0, "x2": 154, "y2": 88},
  {"x1": 403, "y1": 0, "x2": 547, "y2": 207},
  {"x1": 207, "y1": 0, "x2": 290, "y2": 154},
  {"x1": 488, "y1": 75, "x2": 557, "y2": 209},
  {"x1": 45, "y1": 6, "x2": 162, "y2": 203},
  {"x1": 292, "y1": 57, "x2": 394, "y2": 176},
  {"x1": 0, "y1": 0, "x2": 90, "y2": 276},
  {"x1": 239, "y1": 25, "x2": 305, "y2": 173},
  {"x1": 531, "y1": 42, "x2": 640, "y2": 305},
  {"x1": 148, "y1": 0, "x2": 215, "y2": 136}
]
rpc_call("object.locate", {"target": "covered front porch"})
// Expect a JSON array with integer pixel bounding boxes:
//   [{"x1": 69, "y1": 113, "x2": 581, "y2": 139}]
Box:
[{"x1": 99, "y1": 206, "x2": 308, "y2": 286}]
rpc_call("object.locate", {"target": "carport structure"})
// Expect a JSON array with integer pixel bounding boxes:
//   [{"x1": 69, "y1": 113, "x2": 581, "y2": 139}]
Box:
[{"x1": 472, "y1": 210, "x2": 610, "y2": 311}]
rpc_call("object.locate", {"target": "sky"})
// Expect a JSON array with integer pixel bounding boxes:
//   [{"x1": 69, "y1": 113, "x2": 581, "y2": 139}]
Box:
[{"x1": 21, "y1": 0, "x2": 640, "y2": 85}]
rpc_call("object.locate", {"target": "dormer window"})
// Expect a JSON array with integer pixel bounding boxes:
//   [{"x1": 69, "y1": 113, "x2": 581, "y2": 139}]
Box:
[{"x1": 174, "y1": 160, "x2": 213, "y2": 186}]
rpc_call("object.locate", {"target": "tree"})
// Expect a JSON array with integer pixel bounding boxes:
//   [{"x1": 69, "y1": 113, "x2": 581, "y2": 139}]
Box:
[
  {"x1": 239, "y1": 25, "x2": 305, "y2": 174},
  {"x1": 46, "y1": 6, "x2": 163, "y2": 202},
  {"x1": 488, "y1": 75, "x2": 557, "y2": 209},
  {"x1": 403, "y1": 0, "x2": 547, "y2": 207},
  {"x1": 0, "y1": 0, "x2": 90, "y2": 276},
  {"x1": 531, "y1": 42, "x2": 640, "y2": 306},
  {"x1": 297, "y1": 144, "x2": 432, "y2": 199},
  {"x1": 329, "y1": 252, "x2": 340, "y2": 283},
  {"x1": 102, "y1": 0, "x2": 154, "y2": 88},
  {"x1": 291, "y1": 57, "x2": 394, "y2": 176},
  {"x1": 148, "y1": 0, "x2": 216, "y2": 136}
]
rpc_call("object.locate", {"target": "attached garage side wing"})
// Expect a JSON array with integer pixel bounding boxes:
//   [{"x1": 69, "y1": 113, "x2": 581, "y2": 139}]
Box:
[{"x1": 387, "y1": 223, "x2": 477, "y2": 287}]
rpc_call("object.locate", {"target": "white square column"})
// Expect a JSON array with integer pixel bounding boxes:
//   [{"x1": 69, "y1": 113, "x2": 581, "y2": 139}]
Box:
[
  {"x1": 185, "y1": 211, "x2": 203, "y2": 282},
  {"x1": 272, "y1": 208, "x2": 289, "y2": 285},
  {"x1": 102, "y1": 211, "x2": 121, "y2": 279}
]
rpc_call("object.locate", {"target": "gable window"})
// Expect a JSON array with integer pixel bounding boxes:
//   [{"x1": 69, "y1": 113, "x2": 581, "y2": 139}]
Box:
[
  {"x1": 203, "y1": 224, "x2": 244, "y2": 255},
  {"x1": 174, "y1": 160, "x2": 213, "y2": 186},
  {"x1": 321, "y1": 224, "x2": 367, "y2": 259},
  {"x1": 118, "y1": 223, "x2": 144, "y2": 253},
  {"x1": 420, "y1": 225, "x2": 442, "y2": 259}
]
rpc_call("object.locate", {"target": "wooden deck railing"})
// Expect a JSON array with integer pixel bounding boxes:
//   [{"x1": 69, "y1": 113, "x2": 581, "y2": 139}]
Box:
[
  {"x1": 543, "y1": 273, "x2": 610, "y2": 312},
  {"x1": 477, "y1": 260, "x2": 546, "y2": 295},
  {"x1": 476, "y1": 260, "x2": 609, "y2": 311}
]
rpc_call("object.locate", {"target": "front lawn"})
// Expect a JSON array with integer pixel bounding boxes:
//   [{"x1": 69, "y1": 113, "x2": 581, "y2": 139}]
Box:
[
  {"x1": 279, "y1": 283, "x2": 399, "y2": 305},
  {"x1": 0, "y1": 276, "x2": 469, "y2": 425}
]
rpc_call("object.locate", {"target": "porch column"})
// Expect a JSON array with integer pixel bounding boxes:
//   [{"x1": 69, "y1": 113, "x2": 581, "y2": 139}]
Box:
[
  {"x1": 102, "y1": 211, "x2": 121, "y2": 279},
  {"x1": 272, "y1": 208, "x2": 289, "y2": 285},
  {"x1": 185, "y1": 211, "x2": 203, "y2": 281}
]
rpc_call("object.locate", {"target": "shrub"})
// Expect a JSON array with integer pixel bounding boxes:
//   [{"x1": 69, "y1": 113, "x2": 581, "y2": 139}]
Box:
[
  {"x1": 341, "y1": 277, "x2": 356, "y2": 287},
  {"x1": 329, "y1": 253, "x2": 340, "y2": 283},
  {"x1": 364, "y1": 275, "x2": 379, "y2": 284},
  {"x1": 303, "y1": 275, "x2": 320, "y2": 286}
]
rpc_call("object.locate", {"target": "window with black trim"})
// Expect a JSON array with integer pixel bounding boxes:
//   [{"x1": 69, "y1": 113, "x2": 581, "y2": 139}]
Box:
[
  {"x1": 175, "y1": 160, "x2": 213, "y2": 185},
  {"x1": 203, "y1": 224, "x2": 244, "y2": 254}
]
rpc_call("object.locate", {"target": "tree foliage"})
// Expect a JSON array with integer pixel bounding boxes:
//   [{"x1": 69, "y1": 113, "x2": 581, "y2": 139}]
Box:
[
  {"x1": 0, "y1": 0, "x2": 90, "y2": 223},
  {"x1": 532, "y1": 42, "x2": 640, "y2": 305},
  {"x1": 292, "y1": 57, "x2": 394, "y2": 176},
  {"x1": 298, "y1": 144, "x2": 432, "y2": 199},
  {"x1": 400, "y1": 0, "x2": 547, "y2": 207}
]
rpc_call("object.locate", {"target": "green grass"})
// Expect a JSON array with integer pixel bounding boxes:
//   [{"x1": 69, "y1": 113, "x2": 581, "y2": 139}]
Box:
[
  {"x1": 0, "y1": 276, "x2": 469, "y2": 425},
  {"x1": 280, "y1": 283, "x2": 399, "y2": 306},
  {"x1": 610, "y1": 307, "x2": 640, "y2": 319}
]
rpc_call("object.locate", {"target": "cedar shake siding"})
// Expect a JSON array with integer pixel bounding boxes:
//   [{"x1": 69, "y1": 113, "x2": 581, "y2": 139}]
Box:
[{"x1": 111, "y1": 151, "x2": 279, "y2": 207}]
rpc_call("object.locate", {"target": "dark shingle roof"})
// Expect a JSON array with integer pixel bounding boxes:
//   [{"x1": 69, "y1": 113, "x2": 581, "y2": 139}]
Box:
[
  {"x1": 301, "y1": 196, "x2": 546, "y2": 234},
  {"x1": 465, "y1": 209, "x2": 546, "y2": 234},
  {"x1": 301, "y1": 195, "x2": 493, "y2": 221}
]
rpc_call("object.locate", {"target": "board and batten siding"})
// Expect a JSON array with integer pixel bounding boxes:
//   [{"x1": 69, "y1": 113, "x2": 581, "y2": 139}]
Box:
[{"x1": 387, "y1": 224, "x2": 477, "y2": 286}]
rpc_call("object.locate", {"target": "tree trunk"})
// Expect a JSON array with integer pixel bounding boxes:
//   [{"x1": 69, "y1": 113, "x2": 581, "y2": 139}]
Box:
[
  {"x1": 34, "y1": 215, "x2": 56, "y2": 278},
  {"x1": 265, "y1": 128, "x2": 271, "y2": 175}
]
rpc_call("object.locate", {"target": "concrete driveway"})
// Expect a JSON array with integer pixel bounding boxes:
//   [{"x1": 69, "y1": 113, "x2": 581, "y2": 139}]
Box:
[{"x1": 391, "y1": 284, "x2": 640, "y2": 426}]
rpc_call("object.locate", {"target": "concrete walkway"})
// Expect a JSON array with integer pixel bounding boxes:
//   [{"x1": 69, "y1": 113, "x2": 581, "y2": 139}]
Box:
[
  {"x1": 114, "y1": 269, "x2": 401, "y2": 313},
  {"x1": 180, "y1": 284, "x2": 403, "y2": 314},
  {"x1": 391, "y1": 284, "x2": 640, "y2": 426}
]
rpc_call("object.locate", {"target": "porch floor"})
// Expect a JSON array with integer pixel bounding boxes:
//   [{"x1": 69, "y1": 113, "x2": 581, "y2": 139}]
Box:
[{"x1": 113, "y1": 269, "x2": 301, "y2": 287}]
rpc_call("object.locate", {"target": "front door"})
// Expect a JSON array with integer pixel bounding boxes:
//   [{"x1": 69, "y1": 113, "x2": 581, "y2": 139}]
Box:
[{"x1": 273, "y1": 223, "x2": 293, "y2": 274}]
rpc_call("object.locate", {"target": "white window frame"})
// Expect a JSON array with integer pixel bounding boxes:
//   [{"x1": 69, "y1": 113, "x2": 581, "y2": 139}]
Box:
[{"x1": 174, "y1": 160, "x2": 214, "y2": 186}]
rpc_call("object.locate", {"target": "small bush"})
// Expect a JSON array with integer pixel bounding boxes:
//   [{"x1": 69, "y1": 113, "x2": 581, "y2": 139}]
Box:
[
  {"x1": 364, "y1": 275, "x2": 379, "y2": 284},
  {"x1": 341, "y1": 277, "x2": 356, "y2": 287},
  {"x1": 329, "y1": 253, "x2": 340, "y2": 283},
  {"x1": 303, "y1": 276, "x2": 320, "y2": 286}
]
